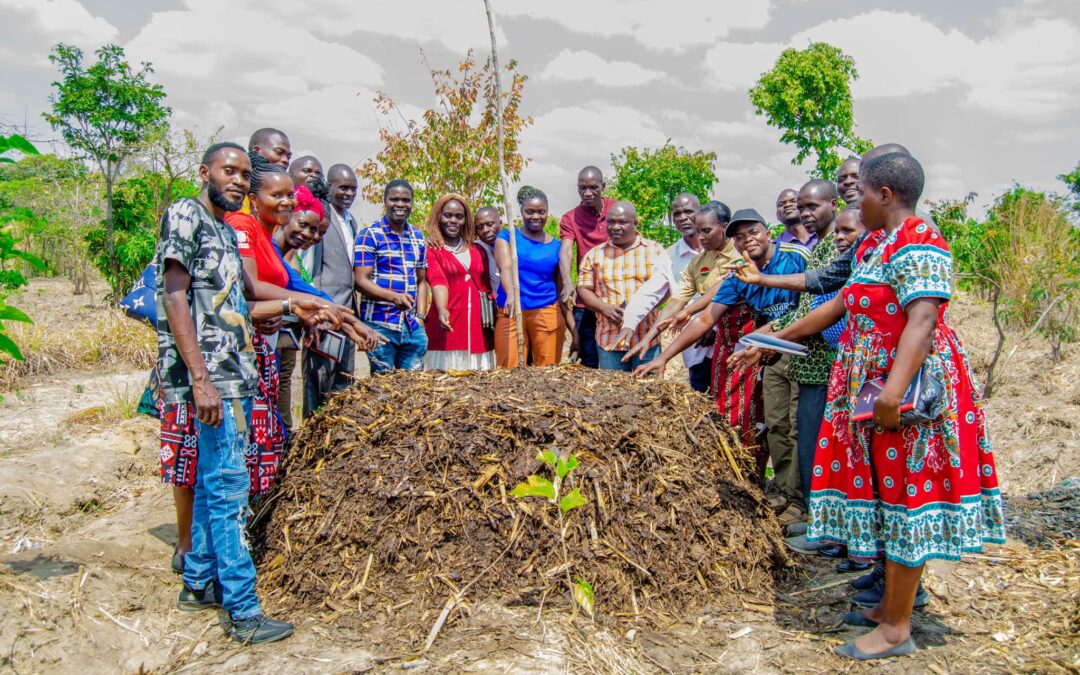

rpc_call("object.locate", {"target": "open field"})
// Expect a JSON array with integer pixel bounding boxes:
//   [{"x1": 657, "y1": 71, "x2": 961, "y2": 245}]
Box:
[{"x1": 0, "y1": 278, "x2": 1076, "y2": 673}]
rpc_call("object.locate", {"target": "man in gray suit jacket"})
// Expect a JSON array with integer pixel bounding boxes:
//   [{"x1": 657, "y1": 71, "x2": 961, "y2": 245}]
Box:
[{"x1": 302, "y1": 164, "x2": 361, "y2": 416}]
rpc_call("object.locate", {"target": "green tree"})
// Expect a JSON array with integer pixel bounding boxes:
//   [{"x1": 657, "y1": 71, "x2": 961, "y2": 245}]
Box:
[
  {"x1": 608, "y1": 142, "x2": 717, "y2": 246},
  {"x1": 357, "y1": 51, "x2": 531, "y2": 227},
  {"x1": 749, "y1": 42, "x2": 872, "y2": 180},
  {"x1": 43, "y1": 43, "x2": 170, "y2": 271},
  {"x1": 0, "y1": 154, "x2": 99, "y2": 292},
  {"x1": 85, "y1": 170, "x2": 198, "y2": 295},
  {"x1": 1058, "y1": 161, "x2": 1080, "y2": 214}
]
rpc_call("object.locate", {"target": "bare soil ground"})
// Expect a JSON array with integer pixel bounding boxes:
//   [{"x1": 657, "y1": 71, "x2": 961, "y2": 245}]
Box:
[{"x1": 0, "y1": 280, "x2": 1075, "y2": 674}]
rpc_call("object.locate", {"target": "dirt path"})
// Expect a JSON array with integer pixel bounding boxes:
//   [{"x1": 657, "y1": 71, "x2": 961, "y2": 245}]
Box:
[{"x1": 0, "y1": 291, "x2": 1077, "y2": 673}]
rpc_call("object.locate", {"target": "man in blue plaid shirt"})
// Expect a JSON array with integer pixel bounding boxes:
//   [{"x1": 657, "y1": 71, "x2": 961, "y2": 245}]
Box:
[{"x1": 353, "y1": 179, "x2": 429, "y2": 373}]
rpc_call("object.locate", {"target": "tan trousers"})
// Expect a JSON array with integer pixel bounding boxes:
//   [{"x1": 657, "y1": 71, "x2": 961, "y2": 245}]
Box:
[
  {"x1": 495, "y1": 303, "x2": 565, "y2": 368},
  {"x1": 762, "y1": 354, "x2": 801, "y2": 501}
]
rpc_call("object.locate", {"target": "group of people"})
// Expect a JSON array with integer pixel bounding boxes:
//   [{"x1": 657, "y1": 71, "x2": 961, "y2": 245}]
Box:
[{"x1": 152, "y1": 126, "x2": 1005, "y2": 660}]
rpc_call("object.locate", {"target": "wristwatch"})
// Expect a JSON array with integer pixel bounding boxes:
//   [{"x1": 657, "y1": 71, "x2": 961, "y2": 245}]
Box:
[{"x1": 282, "y1": 298, "x2": 293, "y2": 317}]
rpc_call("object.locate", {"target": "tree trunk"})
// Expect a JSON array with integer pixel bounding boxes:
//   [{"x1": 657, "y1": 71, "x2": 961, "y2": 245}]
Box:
[
  {"x1": 483, "y1": 0, "x2": 526, "y2": 365},
  {"x1": 104, "y1": 157, "x2": 117, "y2": 272}
]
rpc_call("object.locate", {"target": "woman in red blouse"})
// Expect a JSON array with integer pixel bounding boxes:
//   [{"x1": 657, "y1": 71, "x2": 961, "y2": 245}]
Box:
[{"x1": 423, "y1": 194, "x2": 496, "y2": 370}]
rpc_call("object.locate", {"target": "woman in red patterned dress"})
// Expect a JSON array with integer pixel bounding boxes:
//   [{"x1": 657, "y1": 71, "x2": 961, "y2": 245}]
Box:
[{"x1": 772, "y1": 152, "x2": 1005, "y2": 660}]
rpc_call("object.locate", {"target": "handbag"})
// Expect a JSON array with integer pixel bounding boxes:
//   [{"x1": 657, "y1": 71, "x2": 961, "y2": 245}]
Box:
[
  {"x1": 120, "y1": 262, "x2": 157, "y2": 327},
  {"x1": 463, "y1": 246, "x2": 497, "y2": 329},
  {"x1": 851, "y1": 364, "x2": 946, "y2": 427}
]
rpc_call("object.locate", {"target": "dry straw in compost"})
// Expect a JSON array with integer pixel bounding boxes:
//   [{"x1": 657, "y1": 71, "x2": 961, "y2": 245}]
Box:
[{"x1": 255, "y1": 367, "x2": 791, "y2": 636}]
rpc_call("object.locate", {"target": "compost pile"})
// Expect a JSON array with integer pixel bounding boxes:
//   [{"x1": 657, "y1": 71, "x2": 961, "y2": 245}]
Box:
[{"x1": 255, "y1": 367, "x2": 791, "y2": 633}]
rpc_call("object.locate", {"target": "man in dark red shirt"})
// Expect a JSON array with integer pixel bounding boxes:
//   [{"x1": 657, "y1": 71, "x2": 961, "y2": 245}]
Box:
[{"x1": 559, "y1": 165, "x2": 614, "y2": 368}]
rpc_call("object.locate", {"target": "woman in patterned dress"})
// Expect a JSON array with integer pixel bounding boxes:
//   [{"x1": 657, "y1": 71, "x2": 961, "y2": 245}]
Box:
[{"x1": 771, "y1": 152, "x2": 1005, "y2": 660}]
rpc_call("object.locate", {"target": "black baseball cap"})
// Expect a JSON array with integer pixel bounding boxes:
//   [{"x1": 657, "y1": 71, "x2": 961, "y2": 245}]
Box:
[{"x1": 725, "y1": 208, "x2": 767, "y2": 237}]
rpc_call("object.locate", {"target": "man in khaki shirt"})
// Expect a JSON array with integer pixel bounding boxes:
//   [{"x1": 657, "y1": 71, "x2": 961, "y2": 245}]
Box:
[{"x1": 620, "y1": 201, "x2": 739, "y2": 363}]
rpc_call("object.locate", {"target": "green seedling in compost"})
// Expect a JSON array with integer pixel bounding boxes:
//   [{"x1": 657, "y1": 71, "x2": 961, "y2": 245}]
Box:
[{"x1": 512, "y1": 450, "x2": 593, "y2": 616}]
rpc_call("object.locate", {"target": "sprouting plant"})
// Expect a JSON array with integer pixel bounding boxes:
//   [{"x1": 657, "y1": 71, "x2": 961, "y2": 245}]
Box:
[{"x1": 511, "y1": 450, "x2": 593, "y2": 616}]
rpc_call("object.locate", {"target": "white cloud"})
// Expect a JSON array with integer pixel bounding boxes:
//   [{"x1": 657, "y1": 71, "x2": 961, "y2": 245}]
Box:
[
  {"x1": 0, "y1": 0, "x2": 117, "y2": 66},
  {"x1": 0, "y1": 0, "x2": 117, "y2": 48},
  {"x1": 283, "y1": 0, "x2": 502, "y2": 52},
  {"x1": 539, "y1": 49, "x2": 665, "y2": 86},
  {"x1": 701, "y1": 41, "x2": 779, "y2": 90},
  {"x1": 702, "y1": 10, "x2": 1080, "y2": 121},
  {"x1": 499, "y1": 0, "x2": 772, "y2": 52},
  {"x1": 125, "y1": 2, "x2": 383, "y2": 94},
  {"x1": 521, "y1": 102, "x2": 668, "y2": 210}
]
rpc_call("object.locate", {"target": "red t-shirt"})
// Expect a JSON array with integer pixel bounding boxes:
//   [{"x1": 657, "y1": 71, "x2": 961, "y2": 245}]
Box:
[
  {"x1": 224, "y1": 212, "x2": 290, "y2": 288},
  {"x1": 559, "y1": 198, "x2": 615, "y2": 266}
]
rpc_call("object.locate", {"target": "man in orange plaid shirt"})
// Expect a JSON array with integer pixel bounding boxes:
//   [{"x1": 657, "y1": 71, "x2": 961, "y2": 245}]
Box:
[{"x1": 576, "y1": 201, "x2": 670, "y2": 371}]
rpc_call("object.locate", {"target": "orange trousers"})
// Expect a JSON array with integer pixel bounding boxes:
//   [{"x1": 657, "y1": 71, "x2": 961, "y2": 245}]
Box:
[{"x1": 495, "y1": 302, "x2": 565, "y2": 368}]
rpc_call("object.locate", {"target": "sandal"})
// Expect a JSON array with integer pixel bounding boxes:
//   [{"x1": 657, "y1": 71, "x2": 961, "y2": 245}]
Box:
[
  {"x1": 765, "y1": 494, "x2": 787, "y2": 512},
  {"x1": 835, "y1": 637, "x2": 915, "y2": 660},
  {"x1": 777, "y1": 503, "x2": 806, "y2": 526}
]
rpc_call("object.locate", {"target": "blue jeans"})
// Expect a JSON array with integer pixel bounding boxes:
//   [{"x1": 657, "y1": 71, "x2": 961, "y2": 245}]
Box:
[
  {"x1": 597, "y1": 345, "x2": 660, "y2": 372},
  {"x1": 367, "y1": 323, "x2": 428, "y2": 374},
  {"x1": 572, "y1": 307, "x2": 599, "y2": 369},
  {"x1": 184, "y1": 396, "x2": 261, "y2": 621}
]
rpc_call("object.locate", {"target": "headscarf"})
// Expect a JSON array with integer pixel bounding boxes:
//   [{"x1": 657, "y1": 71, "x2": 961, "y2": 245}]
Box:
[{"x1": 293, "y1": 184, "x2": 325, "y2": 222}]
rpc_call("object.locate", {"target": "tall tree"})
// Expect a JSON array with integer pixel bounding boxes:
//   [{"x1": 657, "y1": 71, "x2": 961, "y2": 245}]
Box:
[
  {"x1": 749, "y1": 42, "x2": 871, "y2": 180},
  {"x1": 43, "y1": 43, "x2": 170, "y2": 270},
  {"x1": 483, "y1": 0, "x2": 526, "y2": 364},
  {"x1": 608, "y1": 143, "x2": 717, "y2": 246},
  {"x1": 357, "y1": 50, "x2": 531, "y2": 227}
]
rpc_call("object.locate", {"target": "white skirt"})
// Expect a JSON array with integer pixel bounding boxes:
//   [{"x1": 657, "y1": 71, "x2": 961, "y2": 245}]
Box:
[{"x1": 423, "y1": 349, "x2": 496, "y2": 371}]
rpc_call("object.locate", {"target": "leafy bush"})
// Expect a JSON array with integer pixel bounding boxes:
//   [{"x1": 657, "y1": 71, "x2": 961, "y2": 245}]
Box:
[
  {"x1": 983, "y1": 187, "x2": 1079, "y2": 361},
  {"x1": 85, "y1": 170, "x2": 197, "y2": 296}
]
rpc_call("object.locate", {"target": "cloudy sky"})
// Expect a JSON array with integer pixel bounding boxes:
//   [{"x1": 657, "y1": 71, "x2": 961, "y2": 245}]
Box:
[{"x1": 1, "y1": 0, "x2": 1078, "y2": 222}]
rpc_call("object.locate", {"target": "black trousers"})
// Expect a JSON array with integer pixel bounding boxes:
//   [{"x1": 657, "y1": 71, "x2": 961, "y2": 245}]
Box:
[{"x1": 302, "y1": 342, "x2": 356, "y2": 418}]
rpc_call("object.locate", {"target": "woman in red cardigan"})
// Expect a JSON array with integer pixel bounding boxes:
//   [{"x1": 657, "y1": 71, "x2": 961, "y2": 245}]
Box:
[{"x1": 423, "y1": 193, "x2": 496, "y2": 370}]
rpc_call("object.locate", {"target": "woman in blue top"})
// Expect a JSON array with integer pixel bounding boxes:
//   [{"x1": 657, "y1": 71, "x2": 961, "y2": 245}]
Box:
[{"x1": 494, "y1": 187, "x2": 576, "y2": 367}]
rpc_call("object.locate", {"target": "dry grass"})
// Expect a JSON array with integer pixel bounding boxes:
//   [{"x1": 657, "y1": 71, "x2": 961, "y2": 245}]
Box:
[
  {"x1": 62, "y1": 382, "x2": 142, "y2": 427},
  {"x1": 0, "y1": 279, "x2": 154, "y2": 392}
]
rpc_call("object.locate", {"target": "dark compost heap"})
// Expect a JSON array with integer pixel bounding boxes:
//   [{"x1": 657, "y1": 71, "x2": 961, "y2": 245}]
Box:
[{"x1": 255, "y1": 367, "x2": 791, "y2": 632}]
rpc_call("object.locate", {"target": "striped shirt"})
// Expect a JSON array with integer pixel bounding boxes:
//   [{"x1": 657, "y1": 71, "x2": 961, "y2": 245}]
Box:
[
  {"x1": 353, "y1": 217, "x2": 427, "y2": 331},
  {"x1": 578, "y1": 235, "x2": 669, "y2": 351}
]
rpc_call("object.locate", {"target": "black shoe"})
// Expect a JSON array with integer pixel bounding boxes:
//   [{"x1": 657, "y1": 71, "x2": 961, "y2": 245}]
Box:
[
  {"x1": 172, "y1": 547, "x2": 184, "y2": 575},
  {"x1": 818, "y1": 544, "x2": 847, "y2": 559},
  {"x1": 851, "y1": 560, "x2": 885, "y2": 590},
  {"x1": 836, "y1": 558, "x2": 872, "y2": 574},
  {"x1": 852, "y1": 577, "x2": 930, "y2": 609},
  {"x1": 178, "y1": 580, "x2": 223, "y2": 611},
  {"x1": 227, "y1": 615, "x2": 295, "y2": 645}
]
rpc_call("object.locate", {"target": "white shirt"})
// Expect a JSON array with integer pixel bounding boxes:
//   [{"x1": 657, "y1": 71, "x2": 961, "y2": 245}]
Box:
[{"x1": 621, "y1": 236, "x2": 710, "y2": 367}]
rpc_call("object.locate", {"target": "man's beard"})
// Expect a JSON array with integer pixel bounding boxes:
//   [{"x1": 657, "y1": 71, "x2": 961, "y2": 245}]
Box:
[{"x1": 208, "y1": 180, "x2": 244, "y2": 212}]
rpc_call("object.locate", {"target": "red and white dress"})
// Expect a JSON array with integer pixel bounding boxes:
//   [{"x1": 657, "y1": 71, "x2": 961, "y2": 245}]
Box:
[
  {"x1": 424, "y1": 244, "x2": 496, "y2": 371},
  {"x1": 807, "y1": 218, "x2": 1006, "y2": 566}
]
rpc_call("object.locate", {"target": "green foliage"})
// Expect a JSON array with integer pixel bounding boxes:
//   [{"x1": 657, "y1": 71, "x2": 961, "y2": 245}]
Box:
[
  {"x1": 609, "y1": 143, "x2": 717, "y2": 247},
  {"x1": 85, "y1": 171, "x2": 198, "y2": 296},
  {"x1": 982, "y1": 186, "x2": 1079, "y2": 361},
  {"x1": 0, "y1": 134, "x2": 40, "y2": 164},
  {"x1": 1058, "y1": 161, "x2": 1080, "y2": 214},
  {"x1": 928, "y1": 194, "x2": 989, "y2": 291},
  {"x1": 749, "y1": 42, "x2": 872, "y2": 180},
  {"x1": 43, "y1": 43, "x2": 171, "y2": 270},
  {"x1": 0, "y1": 134, "x2": 44, "y2": 361},
  {"x1": 0, "y1": 154, "x2": 99, "y2": 292}
]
